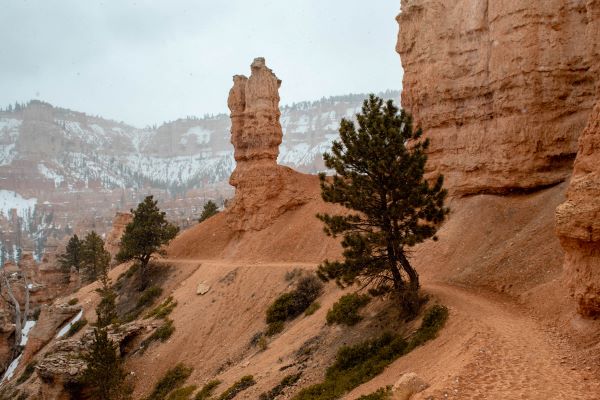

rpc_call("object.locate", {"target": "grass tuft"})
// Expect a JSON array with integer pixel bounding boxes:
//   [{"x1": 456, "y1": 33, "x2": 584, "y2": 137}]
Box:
[{"x1": 146, "y1": 363, "x2": 193, "y2": 400}]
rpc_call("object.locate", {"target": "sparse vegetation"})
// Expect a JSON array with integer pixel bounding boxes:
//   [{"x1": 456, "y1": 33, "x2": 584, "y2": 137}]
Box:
[
  {"x1": 146, "y1": 363, "x2": 193, "y2": 400},
  {"x1": 265, "y1": 275, "x2": 323, "y2": 334},
  {"x1": 217, "y1": 375, "x2": 256, "y2": 400},
  {"x1": 146, "y1": 296, "x2": 177, "y2": 319},
  {"x1": 406, "y1": 304, "x2": 449, "y2": 351},
  {"x1": 265, "y1": 321, "x2": 284, "y2": 337},
  {"x1": 356, "y1": 387, "x2": 391, "y2": 400},
  {"x1": 137, "y1": 286, "x2": 163, "y2": 308},
  {"x1": 326, "y1": 293, "x2": 370, "y2": 326},
  {"x1": 16, "y1": 361, "x2": 37, "y2": 385},
  {"x1": 292, "y1": 305, "x2": 448, "y2": 400},
  {"x1": 66, "y1": 318, "x2": 87, "y2": 337},
  {"x1": 116, "y1": 195, "x2": 179, "y2": 291},
  {"x1": 194, "y1": 380, "x2": 221, "y2": 400},
  {"x1": 67, "y1": 298, "x2": 78, "y2": 306},
  {"x1": 316, "y1": 95, "x2": 448, "y2": 315},
  {"x1": 141, "y1": 319, "x2": 175, "y2": 351},
  {"x1": 259, "y1": 373, "x2": 302, "y2": 400},
  {"x1": 166, "y1": 385, "x2": 197, "y2": 400},
  {"x1": 198, "y1": 200, "x2": 219, "y2": 223},
  {"x1": 304, "y1": 302, "x2": 320, "y2": 316}
]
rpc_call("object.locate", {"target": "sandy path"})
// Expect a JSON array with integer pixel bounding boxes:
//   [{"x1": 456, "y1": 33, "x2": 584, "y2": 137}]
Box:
[
  {"x1": 408, "y1": 283, "x2": 599, "y2": 399},
  {"x1": 159, "y1": 258, "x2": 598, "y2": 399}
]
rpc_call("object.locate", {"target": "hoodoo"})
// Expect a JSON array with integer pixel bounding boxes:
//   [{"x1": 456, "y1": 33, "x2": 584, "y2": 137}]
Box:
[{"x1": 226, "y1": 58, "x2": 312, "y2": 231}]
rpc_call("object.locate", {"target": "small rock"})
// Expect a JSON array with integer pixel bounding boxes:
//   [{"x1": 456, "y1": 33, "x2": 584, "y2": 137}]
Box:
[
  {"x1": 197, "y1": 282, "x2": 210, "y2": 295},
  {"x1": 392, "y1": 372, "x2": 429, "y2": 400}
]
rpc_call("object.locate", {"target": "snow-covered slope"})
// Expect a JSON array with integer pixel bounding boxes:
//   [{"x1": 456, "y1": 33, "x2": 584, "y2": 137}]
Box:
[{"x1": 0, "y1": 91, "x2": 399, "y2": 193}]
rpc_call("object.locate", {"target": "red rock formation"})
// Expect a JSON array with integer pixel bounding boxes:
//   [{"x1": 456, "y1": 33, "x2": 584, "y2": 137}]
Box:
[
  {"x1": 556, "y1": 100, "x2": 600, "y2": 318},
  {"x1": 226, "y1": 58, "x2": 312, "y2": 231},
  {"x1": 104, "y1": 212, "x2": 133, "y2": 258},
  {"x1": 397, "y1": 1, "x2": 600, "y2": 195}
]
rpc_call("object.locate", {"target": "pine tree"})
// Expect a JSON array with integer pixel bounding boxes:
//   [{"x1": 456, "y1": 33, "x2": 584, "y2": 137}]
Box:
[
  {"x1": 58, "y1": 234, "x2": 83, "y2": 274},
  {"x1": 95, "y1": 245, "x2": 118, "y2": 329},
  {"x1": 81, "y1": 231, "x2": 111, "y2": 284},
  {"x1": 116, "y1": 196, "x2": 179, "y2": 291},
  {"x1": 316, "y1": 95, "x2": 448, "y2": 315},
  {"x1": 81, "y1": 327, "x2": 130, "y2": 400},
  {"x1": 198, "y1": 200, "x2": 219, "y2": 223}
]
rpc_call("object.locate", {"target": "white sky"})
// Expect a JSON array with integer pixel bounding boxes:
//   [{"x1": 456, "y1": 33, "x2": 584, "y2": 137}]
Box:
[{"x1": 0, "y1": 0, "x2": 402, "y2": 127}]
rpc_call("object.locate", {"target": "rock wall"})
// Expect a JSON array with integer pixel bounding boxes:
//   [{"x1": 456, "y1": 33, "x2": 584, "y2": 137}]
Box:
[
  {"x1": 556, "y1": 100, "x2": 600, "y2": 318},
  {"x1": 226, "y1": 58, "x2": 312, "y2": 231},
  {"x1": 397, "y1": 0, "x2": 600, "y2": 195}
]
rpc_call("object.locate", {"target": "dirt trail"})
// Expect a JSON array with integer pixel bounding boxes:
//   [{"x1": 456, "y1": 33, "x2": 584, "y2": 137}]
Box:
[
  {"x1": 161, "y1": 257, "x2": 599, "y2": 399},
  {"x1": 412, "y1": 283, "x2": 598, "y2": 399}
]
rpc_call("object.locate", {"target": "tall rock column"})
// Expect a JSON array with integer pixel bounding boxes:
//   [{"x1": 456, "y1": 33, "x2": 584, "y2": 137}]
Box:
[
  {"x1": 556, "y1": 100, "x2": 600, "y2": 318},
  {"x1": 226, "y1": 58, "x2": 310, "y2": 231}
]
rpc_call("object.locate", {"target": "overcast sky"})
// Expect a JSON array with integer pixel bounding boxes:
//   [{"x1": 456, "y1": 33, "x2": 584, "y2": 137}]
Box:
[{"x1": 1, "y1": 0, "x2": 402, "y2": 127}]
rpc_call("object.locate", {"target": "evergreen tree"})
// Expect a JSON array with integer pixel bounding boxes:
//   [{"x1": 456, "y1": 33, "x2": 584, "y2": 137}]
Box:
[
  {"x1": 81, "y1": 327, "x2": 130, "y2": 400},
  {"x1": 95, "y1": 244, "x2": 118, "y2": 328},
  {"x1": 116, "y1": 196, "x2": 179, "y2": 291},
  {"x1": 316, "y1": 95, "x2": 448, "y2": 315},
  {"x1": 58, "y1": 234, "x2": 83, "y2": 274},
  {"x1": 81, "y1": 231, "x2": 111, "y2": 284},
  {"x1": 198, "y1": 200, "x2": 219, "y2": 223}
]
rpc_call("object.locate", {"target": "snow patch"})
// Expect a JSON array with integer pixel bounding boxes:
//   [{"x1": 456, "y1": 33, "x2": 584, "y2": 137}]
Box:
[
  {"x1": 20, "y1": 320, "x2": 36, "y2": 346},
  {"x1": 56, "y1": 310, "x2": 83, "y2": 339},
  {"x1": 0, "y1": 190, "x2": 37, "y2": 221},
  {"x1": 38, "y1": 164, "x2": 65, "y2": 187},
  {"x1": 1, "y1": 354, "x2": 21, "y2": 382}
]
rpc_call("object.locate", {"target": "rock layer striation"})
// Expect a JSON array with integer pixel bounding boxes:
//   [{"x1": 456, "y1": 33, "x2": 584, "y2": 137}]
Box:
[
  {"x1": 397, "y1": 0, "x2": 600, "y2": 195},
  {"x1": 226, "y1": 58, "x2": 311, "y2": 231}
]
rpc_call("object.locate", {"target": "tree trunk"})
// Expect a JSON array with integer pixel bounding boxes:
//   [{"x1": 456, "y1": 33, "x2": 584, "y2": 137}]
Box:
[
  {"x1": 138, "y1": 256, "x2": 150, "y2": 292},
  {"x1": 399, "y1": 252, "x2": 419, "y2": 290}
]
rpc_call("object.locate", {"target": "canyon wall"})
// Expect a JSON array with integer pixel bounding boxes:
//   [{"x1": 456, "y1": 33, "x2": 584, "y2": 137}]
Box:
[
  {"x1": 556, "y1": 100, "x2": 600, "y2": 317},
  {"x1": 397, "y1": 0, "x2": 600, "y2": 195},
  {"x1": 226, "y1": 58, "x2": 312, "y2": 231}
]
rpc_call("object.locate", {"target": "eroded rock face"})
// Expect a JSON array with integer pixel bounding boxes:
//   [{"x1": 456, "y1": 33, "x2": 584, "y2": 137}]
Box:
[
  {"x1": 104, "y1": 212, "x2": 133, "y2": 258},
  {"x1": 226, "y1": 58, "x2": 311, "y2": 231},
  {"x1": 556, "y1": 100, "x2": 600, "y2": 318},
  {"x1": 397, "y1": 1, "x2": 600, "y2": 195}
]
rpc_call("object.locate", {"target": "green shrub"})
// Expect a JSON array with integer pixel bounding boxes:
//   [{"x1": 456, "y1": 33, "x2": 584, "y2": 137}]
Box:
[
  {"x1": 146, "y1": 363, "x2": 193, "y2": 400},
  {"x1": 304, "y1": 302, "x2": 320, "y2": 316},
  {"x1": 217, "y1": 375, "x2": 255, "y2": 400},
  {"x1": 141, "y1": 319, "x2": 175, "y2": 351},
  {"x1": 406, "y1": 304, "x2": 448, "y2": 351},
  {"x1": 292, "y1": 304, "x2": 449, "y2": 400},
  {"x1": 194, "y1": 380, "x2": 221, "y2": 400},
  {"x1": 67, "y1": 298, "x2": 78, "y2": 306},
  {"x1": 16, "y1": 361, "x2": 37, "y2": 385},
  {"x1": 356, "y1": 387, "x2": 391, "y2": 400},
  {"x1": 266, "y1": 275, "x2": 323, "y2": 324},
  {"x1": 66, "y1": 318, "x2": 87, "y2": 337},
  {"x1": 326, "y1": 293, "x2": 370, "y2": 326},
  {"x1": 259, "y1": 373, "x2": 302, "y2": 400},
  {"x1": 167, "y1": 385, "x2": 197, "y2": 400},
  {"x1": 147, "y1": 296, "x2": 177, "y2": 319},
  {"x1": 265, "y1": 321, "x2": 284, "y2": 337},
  {"x1": 137, "y1": 286, "x2": 163, "y2": 309}
]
